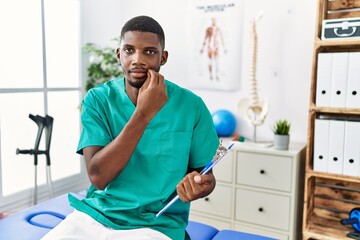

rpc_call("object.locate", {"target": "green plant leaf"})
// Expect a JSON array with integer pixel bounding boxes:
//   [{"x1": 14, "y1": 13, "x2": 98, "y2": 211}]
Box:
[
  {"x1": 83, "y1": 38, "x2": 124, "y2": 92},
  {"x1": 272, "y1": 119, "x2": 291, "y2": 135}
]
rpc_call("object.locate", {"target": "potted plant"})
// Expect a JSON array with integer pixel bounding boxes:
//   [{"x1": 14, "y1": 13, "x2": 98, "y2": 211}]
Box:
[
  {"x1": 272, "y1": 119, "x2": 291, "y2": 150},
  {"x1": 83, "y1": 38, "x2": 125, "y2": 92}
]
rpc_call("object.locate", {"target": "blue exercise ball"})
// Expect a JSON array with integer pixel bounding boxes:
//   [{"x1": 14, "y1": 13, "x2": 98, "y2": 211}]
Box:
[{"x1": 212, "y1": 109, "x2": 237, "y2": 137}]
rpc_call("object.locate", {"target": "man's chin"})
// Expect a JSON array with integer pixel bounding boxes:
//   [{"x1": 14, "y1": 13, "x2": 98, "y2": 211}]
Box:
[{"x1": 127, "y1": 78, "x2": 145, "y2": 89}]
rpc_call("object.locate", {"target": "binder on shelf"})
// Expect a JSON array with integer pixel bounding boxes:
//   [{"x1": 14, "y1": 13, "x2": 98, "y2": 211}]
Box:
[
  {"x1": 328, "y1": 119, "x2": 345, "y2": 175},
  {"x1": 313, "y1": 119, "x2": 330, "y2": 172},
  {"x1": 316, "y1": 53, "x2": 332, "y2": 107},
  {"x1": 346, "y1": 52, "x2": 360, "y2": 108},
  {"x1": 330, "y1": 52, "x2": 348, "y2": 108},
  {"x1": 343, "y1": 121, "x2": 360, "y2": 177}
]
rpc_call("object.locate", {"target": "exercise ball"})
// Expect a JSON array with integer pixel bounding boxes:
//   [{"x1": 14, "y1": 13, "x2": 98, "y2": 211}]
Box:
[{"x1": 212, "y1": 109, "x2": 237, "y2": 137}]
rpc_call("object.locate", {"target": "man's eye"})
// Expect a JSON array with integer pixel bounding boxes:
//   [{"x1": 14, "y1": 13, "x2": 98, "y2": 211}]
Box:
[
  {"x1": 124, "y1": 48, "x2": 133, "y2": 53},
  {"x1": 146, "y1": 50, "x2": 155, "y2": 55}
]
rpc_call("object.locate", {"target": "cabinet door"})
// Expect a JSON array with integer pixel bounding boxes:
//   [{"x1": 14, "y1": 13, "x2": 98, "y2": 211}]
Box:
[
  {"x1": 236, "y1": 151, "x2": 293, "y2": 192},
  {"x1": 235, "y1": 188, "x2": 291, "y2": 231},
  {"x1": 191, "y1": 185, "x2": 232, "y2": 219}
]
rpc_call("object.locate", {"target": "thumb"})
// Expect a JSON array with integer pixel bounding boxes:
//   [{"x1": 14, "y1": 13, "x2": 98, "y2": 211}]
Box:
[{"x1": 194, "y1": 175, "x2": 202, "y2": 183}]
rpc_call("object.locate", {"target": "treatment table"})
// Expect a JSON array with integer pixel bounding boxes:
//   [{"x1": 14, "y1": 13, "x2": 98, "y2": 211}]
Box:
[{"x1": 0, "y1": 193, "x2": 275, "y2": 240}]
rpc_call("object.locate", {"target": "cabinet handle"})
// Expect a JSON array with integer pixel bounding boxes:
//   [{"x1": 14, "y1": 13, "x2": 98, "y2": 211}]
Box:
[
  {"x1": 258, "y1": 207, "x2": 264, "y2": 212},
  {"x1": 204, "y1": 197, "x2": 210, "y2": 202},
  {"x1": 260, "y1": 169, "x2": 265, "y2": 174}
]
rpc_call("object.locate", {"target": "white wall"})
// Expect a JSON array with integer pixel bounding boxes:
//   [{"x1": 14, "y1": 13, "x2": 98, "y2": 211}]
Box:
[{"x1": 81, "y1": 0, "x2": 317, "y2": 143}]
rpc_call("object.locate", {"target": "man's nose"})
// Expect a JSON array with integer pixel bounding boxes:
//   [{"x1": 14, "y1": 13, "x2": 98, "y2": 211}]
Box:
[{"x1": 131, "y1": 51, "x2": 145, "y2": 65}]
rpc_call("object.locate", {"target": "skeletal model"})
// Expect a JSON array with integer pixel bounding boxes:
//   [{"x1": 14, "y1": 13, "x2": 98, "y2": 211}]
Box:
[{"x1": 238, "y1": 12, "x2": 268, "y2": 135}]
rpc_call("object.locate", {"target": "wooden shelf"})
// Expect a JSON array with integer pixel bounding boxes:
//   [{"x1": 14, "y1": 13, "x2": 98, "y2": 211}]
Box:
[
  {"x1": 303, "y1": 1, "x2": 360, "y2": 239},
  {"x1": 303, "y1": 175, "x2": 360, "y2": 239},
  {"x1": 305, "y1": 170, "x2": 360, "y2": 184},
  {"x1": 303, "y1": 208, "x2": 353, "y2": 239},
  {"x1": 315, "y1": 37, "x2": 360, "y2": 50},
  {"x1": 309, "y1": 105, "x2": 360, "y2": 115},
  {"x1": 303, "y1": 226, "x2": 351, "y2": 240}
]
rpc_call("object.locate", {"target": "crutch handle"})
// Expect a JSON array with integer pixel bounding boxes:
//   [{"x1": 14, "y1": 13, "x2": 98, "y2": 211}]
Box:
[
  {"x1": 16, "y1": 149, "x2": 47, "y2": 155},
  {"x1": 16, "y1": 149, "x2": 34, "y2": 155}
]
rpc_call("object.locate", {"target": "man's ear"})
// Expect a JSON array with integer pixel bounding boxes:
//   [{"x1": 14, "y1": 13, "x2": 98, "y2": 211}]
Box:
[
  {"x1": 115, "y1": 48, "x2": 121, "y2": 63},
  {"x1": 160, "y1": 50, "x2": 168, "y2": 66}
]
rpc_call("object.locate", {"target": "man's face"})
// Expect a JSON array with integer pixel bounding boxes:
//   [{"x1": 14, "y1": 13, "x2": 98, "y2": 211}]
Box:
[{"x1": 117, "y1": 31, "x2": 168, "y2": 89}]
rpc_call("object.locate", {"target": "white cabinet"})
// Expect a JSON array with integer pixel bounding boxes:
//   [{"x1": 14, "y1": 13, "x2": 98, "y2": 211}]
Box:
[{"x1": 189, "y1": 142, "x2": 306, "y2": 240}]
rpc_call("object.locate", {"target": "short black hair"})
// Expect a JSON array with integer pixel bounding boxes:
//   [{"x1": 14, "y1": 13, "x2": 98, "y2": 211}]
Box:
[{"x1": 120, "y1": 15, "x2": 165, "y2": 49}]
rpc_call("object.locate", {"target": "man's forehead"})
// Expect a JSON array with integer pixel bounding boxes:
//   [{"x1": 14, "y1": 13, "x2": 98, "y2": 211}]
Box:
[
  {"x1": 122, "y1": 31, "x2": 159, "y2": 41},
  {"x1": 120, "y1": 31, "x2": 161, "y2": 48}
]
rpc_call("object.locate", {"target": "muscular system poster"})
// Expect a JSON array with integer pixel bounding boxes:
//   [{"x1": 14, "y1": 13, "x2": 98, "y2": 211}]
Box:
[{"x1": 186, "y1": 0, "x2": 243, "y2": 91}]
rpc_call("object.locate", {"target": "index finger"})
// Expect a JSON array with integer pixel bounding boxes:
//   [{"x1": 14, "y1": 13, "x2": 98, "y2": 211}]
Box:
[
  {"x1": 147, "y1": 69, "x2": 159, "y2": 86},
  {"x1": 140, "y1": 71, "x2": 151, "y2": 90}
]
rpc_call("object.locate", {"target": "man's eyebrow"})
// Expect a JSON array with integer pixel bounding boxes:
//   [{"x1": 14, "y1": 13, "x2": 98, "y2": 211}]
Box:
[
  {"x1": 121, "y1": 44, "x2": 133, "y2": 48},
  {"x1": 144, "y1": 46, "x2": 159, "y2": 51}
]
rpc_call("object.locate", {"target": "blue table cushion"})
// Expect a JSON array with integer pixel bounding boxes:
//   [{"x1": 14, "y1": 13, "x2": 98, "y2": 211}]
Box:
[
  {"x1": 0, "y1": 193, "x2": 81, "y2": 240},
  {"x1": 212, "y1": 230, "x2": 277, "y2": 240},
  {"x1": 186, "y1": 221, "x2": 219, "y2": 240}
]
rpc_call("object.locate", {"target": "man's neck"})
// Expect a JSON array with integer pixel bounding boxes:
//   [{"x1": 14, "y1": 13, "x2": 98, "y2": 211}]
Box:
[{"x1": 125, "y1": 83, "x2": 139, "y2": 106}]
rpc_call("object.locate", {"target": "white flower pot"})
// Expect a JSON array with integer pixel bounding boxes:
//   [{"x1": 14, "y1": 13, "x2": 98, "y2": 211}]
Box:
[{"x1": 274, "y1": 134, "x2": 290, "y2": 150}]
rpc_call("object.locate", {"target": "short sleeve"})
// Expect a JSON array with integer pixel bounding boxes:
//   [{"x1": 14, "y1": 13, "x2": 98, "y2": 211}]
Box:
[{"x1": 76, "y1": 90, "x2": 112, "y2": 155}]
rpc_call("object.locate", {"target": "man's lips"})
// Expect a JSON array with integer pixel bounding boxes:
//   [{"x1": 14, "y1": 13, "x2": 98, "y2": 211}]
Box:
[{"x1": 129, "y1": 69, "x2": 147, "y2": 78}]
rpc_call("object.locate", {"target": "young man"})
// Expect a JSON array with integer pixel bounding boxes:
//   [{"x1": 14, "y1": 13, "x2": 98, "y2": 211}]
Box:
[{"x1": 41, "y1": 15, "x2": 219, "y2": 240}]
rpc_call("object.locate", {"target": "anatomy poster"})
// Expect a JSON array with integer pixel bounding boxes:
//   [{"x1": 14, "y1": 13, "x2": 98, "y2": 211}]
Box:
[{"x1": 186, "y1": 0, "x2": 243, "y2": 91}]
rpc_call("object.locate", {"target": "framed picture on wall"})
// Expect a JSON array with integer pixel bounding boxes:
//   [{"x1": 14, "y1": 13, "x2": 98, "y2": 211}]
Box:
[{"x1": 185, "y1": 0, "x2": 243, "y2": 91}]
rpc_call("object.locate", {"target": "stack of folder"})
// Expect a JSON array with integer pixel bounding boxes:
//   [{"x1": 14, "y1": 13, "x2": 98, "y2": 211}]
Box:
[
  {"x1": 316, "y1": 52, "x2": 360, "y2": 108},
  {"x1": 313, "y1": 117, "x2": 360, "y2": 177},
  {"x1": 314, "y1": 51, "x2": 360, "y2": 177}
]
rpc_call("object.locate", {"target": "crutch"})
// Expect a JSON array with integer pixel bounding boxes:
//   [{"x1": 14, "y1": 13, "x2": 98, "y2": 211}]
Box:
[
  {"x1": 16, "y1": 114, "x2": 54, "y2": 204},
  {"x1": 16, "y1": 114, "x2": 45, "y2": 205},
  {"x1": 43, "y1": 115, "x2": 54, "y2": 198}
]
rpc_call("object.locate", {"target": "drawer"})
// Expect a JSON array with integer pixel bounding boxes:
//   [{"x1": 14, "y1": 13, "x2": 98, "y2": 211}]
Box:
[
  {"x1": 236, "y1": 151, "x2": 292, "y2": 192},
  {"x1": 191, "y1": 185, "x2": 232, "y2": 219},
  {"x1": 234, "y1": 223, "x2": 288, "y2": 240},
  {"x1": 235, "y1": 188, "x2": 290, "y2": 231},
  {"x1": 213, "y1": 150, "x2": 233, "y2": 183}
]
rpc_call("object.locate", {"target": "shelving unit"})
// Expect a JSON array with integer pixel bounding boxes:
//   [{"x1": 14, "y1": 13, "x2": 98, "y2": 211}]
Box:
[{"x1": 302, "y1": 0, "x2": 360, "y2": 239}]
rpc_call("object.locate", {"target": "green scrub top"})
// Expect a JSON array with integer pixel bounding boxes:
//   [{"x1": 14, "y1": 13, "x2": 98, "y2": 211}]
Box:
[{"x1": 70, "y1": 78, "x2": 219, "y2": 240}]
